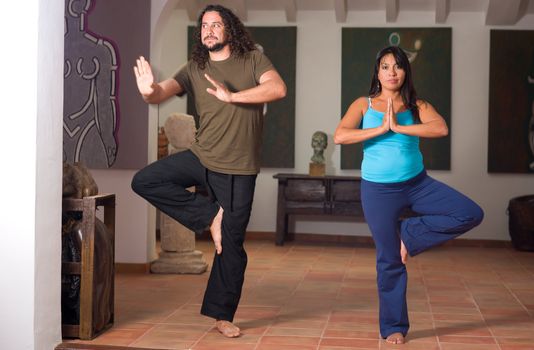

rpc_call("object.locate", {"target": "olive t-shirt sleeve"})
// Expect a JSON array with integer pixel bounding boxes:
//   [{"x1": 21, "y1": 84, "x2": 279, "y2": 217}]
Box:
[
  {"x1": 173, "y1": 62, "x2": 190, "y2": 97},
  {"x1": 252, "y1": 50, "x2": 275, "y2": 82}
]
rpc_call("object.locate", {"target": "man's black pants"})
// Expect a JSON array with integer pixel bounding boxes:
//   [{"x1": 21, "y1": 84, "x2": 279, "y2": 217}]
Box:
[{"x1": 131, "y1": 150, "x2": 256, "y2": 321}]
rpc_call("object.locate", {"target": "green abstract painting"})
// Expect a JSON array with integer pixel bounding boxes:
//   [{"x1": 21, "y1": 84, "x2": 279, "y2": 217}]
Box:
[{"x1": 488, "y1": 30, "x2": 534, "y2": 173}]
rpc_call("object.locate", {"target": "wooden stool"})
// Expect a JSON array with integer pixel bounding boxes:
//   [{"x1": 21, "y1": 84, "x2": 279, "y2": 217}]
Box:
[{"x1": 61, "y1": 194, "x2": 115, "y2": 340}]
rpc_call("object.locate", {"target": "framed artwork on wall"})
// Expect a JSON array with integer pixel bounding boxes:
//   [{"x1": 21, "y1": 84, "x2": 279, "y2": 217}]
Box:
[
  {"x1": 341, "y1": 27, "x2": 452, "y2": 170},
  {"x1": 63, "y1": 0, "x2": 150, "y2": 169},
  {"x1": 488, "y1": 30, "x2": 534, "y2": 173},
  {"x1": 187, "y1": 26, "x2": 297, "y2": 168}
]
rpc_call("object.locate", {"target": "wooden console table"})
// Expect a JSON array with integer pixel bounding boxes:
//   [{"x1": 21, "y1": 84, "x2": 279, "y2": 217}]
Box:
[
  {"x1": 273, "y1": 174, "x2": 364, "y2": 246},
  {"x1": 273, "y1": 174, "x2": 418, "y2": 245}
]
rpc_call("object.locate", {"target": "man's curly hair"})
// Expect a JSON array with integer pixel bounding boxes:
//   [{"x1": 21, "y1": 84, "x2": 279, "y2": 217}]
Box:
[{"x1": 191, "y1": 4, "x2": 256, "y2": 70}]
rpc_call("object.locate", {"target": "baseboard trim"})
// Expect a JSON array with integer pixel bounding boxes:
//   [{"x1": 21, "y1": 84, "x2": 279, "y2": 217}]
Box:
[
  {"x1": 56, "y1": 343, "x2": 165, "y2": 350},
  {"x1": 114, "y1": 262, "x2": 151, "y2": 274},
  {"x1": 199, "y1": 230, "x2": 511, "y2": 248},
  {"x1": 116, "y1": 232, "x2": 510, "y2": 273}
]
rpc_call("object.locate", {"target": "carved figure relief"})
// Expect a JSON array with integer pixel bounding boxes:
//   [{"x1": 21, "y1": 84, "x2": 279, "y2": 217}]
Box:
[{"x1": 63, "y1": 0, "x2": 119, "y2": 168}]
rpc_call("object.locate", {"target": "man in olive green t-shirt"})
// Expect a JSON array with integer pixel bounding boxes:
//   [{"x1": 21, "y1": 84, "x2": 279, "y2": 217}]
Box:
[{"x1": 131, "y1": 4, "x2": 286, "y2": 338}]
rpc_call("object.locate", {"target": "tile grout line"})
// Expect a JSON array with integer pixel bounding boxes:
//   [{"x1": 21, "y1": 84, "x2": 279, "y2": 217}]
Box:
[
  {"x1": 314, "y1": 246, "x2": 352, "y2": 350},
  {"x1": 417, "y1": 254, "x2": 441, "y2": 350},
  {"x1": 461, "y1": 265, "x2": 502, "y2": 350},
  {"x1": 279, "y1": 244, "x2": 324, "y2": 350},
  {"x1": 502, "y1": 248, "x2": 534, "y2": 318},
  {"x1": 250, "y1": 241, "x2": 293, "y2": 350},
  {"x1": 489, "y1": 248, "x2": 533, "y2": 350}
]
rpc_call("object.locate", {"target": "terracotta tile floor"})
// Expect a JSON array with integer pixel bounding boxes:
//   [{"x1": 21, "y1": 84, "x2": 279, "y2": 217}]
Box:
[{"x1": 65, "y1": 239, "x2": 534, "y2": 349}]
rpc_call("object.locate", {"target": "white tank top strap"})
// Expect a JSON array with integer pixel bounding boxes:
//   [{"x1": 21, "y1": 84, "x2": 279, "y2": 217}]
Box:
[{"x1": 368, "y1": 96, "x2": 372, "y2": 108}]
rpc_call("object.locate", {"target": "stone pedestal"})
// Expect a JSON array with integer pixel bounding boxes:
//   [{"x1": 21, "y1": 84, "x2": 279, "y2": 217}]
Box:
[
  {"x1": 309, "y1": 162, "x2": 325, "y2": 176},
  {"x1": 151, "y1": 113, "x2": 208, "y2": 274},
  {"x1": 151, "y1": 247, "x2": 207, "y2": 274},
  {"x1": 151, "y1": 194, "x2": 208, "y2": 274}
]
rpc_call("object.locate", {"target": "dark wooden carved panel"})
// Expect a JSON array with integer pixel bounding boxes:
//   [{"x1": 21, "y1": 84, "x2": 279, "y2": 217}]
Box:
[
  {"x1": 285, "y1": 179, "x2": 326, "y2": 202},
  {"x1": 273, "y1": 174, "x2": 419, "y2": 245},
  {"x1": 273, "y1": 174, "x2": 364, "y2": 245},
  {"x1": 331, "y1": 180, "x2": 360, "y2": 202}
]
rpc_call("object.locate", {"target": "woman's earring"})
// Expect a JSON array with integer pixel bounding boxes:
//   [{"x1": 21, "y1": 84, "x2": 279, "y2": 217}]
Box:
[{"x1": 377, "y1": 81, "x2": 381, "y2": 89}]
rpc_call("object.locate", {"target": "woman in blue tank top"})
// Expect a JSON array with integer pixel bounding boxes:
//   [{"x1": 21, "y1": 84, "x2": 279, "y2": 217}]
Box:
[{"x1": 334, "y1": 46, "x2": 484, "y2": 344}]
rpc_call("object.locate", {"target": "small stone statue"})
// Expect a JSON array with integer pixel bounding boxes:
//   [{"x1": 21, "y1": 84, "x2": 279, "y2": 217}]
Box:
[
  {"x1": 309, "y1": 131, "x2": 327, "y2": 176},
  {"x1": 310, "y1": 131, "x2": 327, "y2": 164}
]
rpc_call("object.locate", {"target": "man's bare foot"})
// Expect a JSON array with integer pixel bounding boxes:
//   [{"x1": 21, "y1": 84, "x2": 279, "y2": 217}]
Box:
[
  {"x1": 216, "y1": 320, "x2": 240, "y2": 338},
  {"x1": 210, "y1": 206, "x2": 223, "y2": 254},
  {"x1": 400, "y1": 240, "x2": 408, "y2": 265},
  {"x1": 386, "y1": 332, "x2": 405, "y2": 344}
]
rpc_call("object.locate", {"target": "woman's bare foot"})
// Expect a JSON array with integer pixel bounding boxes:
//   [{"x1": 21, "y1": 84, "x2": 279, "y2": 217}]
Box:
[
  {"x1": 386, "y1": 332, "x2": 405, "y2": 344},
  {"x1": 216, "y1": 320, "x2": 240, "y2": 337},
  {"x1": 210, "y1": 206, "x2": 223, "y2": 254},
  {"x1": 400, "y1": 240, "x2": 408, "y2": 264}
]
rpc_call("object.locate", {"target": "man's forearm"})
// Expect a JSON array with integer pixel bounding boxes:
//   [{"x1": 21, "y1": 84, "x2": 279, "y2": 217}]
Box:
[
  {"x1": 142, "y1": 79, "x2": 182, "y2": 104},
  {"x1": 230, "y1": 79, "x2": 286, "y2": 104}
]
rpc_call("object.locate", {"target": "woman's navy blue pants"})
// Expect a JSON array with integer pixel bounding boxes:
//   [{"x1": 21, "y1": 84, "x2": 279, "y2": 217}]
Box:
[{"x1": 360, "y1": 170, "x2": 483, "y2": 339}]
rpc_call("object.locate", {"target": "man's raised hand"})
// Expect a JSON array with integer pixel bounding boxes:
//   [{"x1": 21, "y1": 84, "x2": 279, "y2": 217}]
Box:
[{"x1": 134, "y1": 56, "x2": 156, "y2": 97}]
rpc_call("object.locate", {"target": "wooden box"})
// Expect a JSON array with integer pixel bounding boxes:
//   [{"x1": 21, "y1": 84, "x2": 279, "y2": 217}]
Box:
[{"x1": 61, "y1": 194, "x2": 115, "y2": 340}]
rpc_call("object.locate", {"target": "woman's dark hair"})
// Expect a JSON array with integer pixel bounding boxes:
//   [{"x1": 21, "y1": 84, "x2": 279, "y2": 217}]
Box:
[
  {"x1": 369, "y1": 46, "x2": 420, "y2": 123},
  {"x1": 191, "y1": 4, "x2": 256, "y2": 69}
]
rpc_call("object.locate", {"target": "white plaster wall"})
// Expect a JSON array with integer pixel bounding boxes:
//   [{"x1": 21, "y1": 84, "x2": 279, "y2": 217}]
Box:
[
  {"x1": 91, "y1": 169, "x2": 154, "y2": 263},
  {"x1": 88, "y1": 0, "x2": 172, "y2": 264},
  {"x1": 151, "y1": 8, "x2": 534, "y2": 242},
  {"x1": 156, "y1": 7, "x2": 190, "y2": 122},
  {"x1": 0, "y1": 0, "x2": 63, "y2": 348},
  {"x1": 34, "y1": 0, "x2": 64, "y2": 346}
]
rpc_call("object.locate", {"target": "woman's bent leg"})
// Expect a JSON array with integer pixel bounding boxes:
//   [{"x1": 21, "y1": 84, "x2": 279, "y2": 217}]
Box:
[{"x1": 401, "y1": 175, "x2": 484, "y2": 256}]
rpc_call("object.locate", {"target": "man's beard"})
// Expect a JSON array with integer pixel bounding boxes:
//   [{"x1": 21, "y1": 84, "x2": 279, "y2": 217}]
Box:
[{"x1": 203, "y1": 40, "x2": 228, "y2": 52}]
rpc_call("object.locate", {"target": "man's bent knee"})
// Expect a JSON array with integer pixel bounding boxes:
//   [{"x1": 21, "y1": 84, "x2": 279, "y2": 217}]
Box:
[{"x1": 131, "y1": 170, "x2": 149, "y2": 196}]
